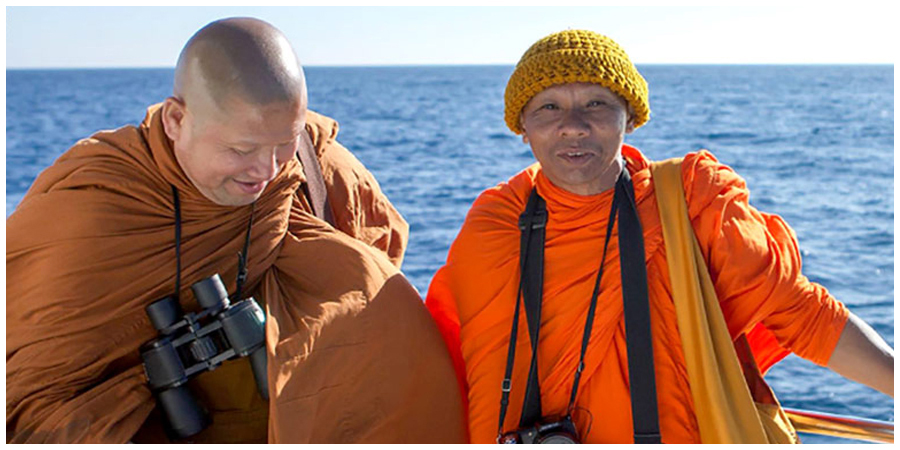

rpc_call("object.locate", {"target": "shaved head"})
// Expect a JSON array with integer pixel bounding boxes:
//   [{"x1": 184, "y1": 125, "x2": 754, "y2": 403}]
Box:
[
  {"x1": 162, "y1": 18, "x2": 309, "y2": 206},
  {"x1": 174, "y1": 17, "x2": 307, "y2": 113}
]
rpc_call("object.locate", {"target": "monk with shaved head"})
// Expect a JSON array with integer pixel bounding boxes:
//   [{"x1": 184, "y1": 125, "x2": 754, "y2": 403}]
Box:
[
  {"x1": 175, "y1": 17, "x2": 307, "y2": 108},
  {"x1": 7, "y1": 18, "x2": 465, "y2": 443},
  {"x1": 165, "y1": 18, "x2": 308, "y2": 207}
]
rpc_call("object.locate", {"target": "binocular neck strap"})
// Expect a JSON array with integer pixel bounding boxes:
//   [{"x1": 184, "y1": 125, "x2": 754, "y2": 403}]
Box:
[
  {"x1": 170, "y1": 186, "x2": 255, "y2": 302},
  {"x1": 234, "y1": 202, "x2": 255, "y2": 302},
  {"x1": 171, "y1": 185, "x2": 182, "y2": 301}
]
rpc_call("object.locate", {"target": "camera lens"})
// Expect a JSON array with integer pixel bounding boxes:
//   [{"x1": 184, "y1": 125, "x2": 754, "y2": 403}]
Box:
[{"x1": 536, "y1": 433, "x2": 577, "y2": 444}]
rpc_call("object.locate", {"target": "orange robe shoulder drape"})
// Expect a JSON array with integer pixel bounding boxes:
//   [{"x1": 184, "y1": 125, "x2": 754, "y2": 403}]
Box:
[
  {"x1": 7, "y1": 104, "x2": 464, "y2": 443},
  {"x1": 425, "y1": 145, "x2": 848, "y2": 443}
]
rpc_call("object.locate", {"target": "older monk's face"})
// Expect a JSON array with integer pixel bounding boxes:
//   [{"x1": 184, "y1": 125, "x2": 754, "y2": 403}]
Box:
[
  {"x1": 167, "y1": 95, "x2": 305, "y2": 206},
  {"x1": 521, "y1": 82, "x2": 634, "y2": 196}
]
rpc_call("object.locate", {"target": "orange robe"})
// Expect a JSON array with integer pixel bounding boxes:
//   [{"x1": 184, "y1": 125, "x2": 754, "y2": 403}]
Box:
[
  {"x1": 6, "y1": 104, "x2": 464, "y2": 443},
  {"x1": 425, "y1": 145, "x2": 848, "y2": 443}
]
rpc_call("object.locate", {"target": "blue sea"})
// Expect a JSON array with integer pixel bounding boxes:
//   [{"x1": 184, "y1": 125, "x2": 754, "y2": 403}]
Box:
[{"x1": 5, "y1": 66, "x2": 894, "y2": 443}]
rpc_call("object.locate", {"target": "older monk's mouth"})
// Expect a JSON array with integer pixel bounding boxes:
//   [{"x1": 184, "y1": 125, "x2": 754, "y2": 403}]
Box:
[{"x1": 558, "y1": 150, "x2": 594, "y2": 164}]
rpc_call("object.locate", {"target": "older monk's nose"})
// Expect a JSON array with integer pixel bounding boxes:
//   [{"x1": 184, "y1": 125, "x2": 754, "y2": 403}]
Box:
[{"x1": 559, "y1": 109, "x2": 591, "y2": 137}]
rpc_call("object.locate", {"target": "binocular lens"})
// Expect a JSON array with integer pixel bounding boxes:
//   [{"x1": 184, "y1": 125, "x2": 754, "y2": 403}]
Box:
[
  {"x1": 157, "y1": 384, "x2": 210, "y2": 439},
  {"x1": 142, "y1": 338, "x2": 187, "y2": 390},
  {"x1": 220, "y1": 300, "x2": 265, "y2": 355}
]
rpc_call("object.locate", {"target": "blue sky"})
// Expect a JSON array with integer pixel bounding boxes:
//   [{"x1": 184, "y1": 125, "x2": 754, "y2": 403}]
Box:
[{"x1": 5, "y1": 5, "x2": 898, "y2": 68}]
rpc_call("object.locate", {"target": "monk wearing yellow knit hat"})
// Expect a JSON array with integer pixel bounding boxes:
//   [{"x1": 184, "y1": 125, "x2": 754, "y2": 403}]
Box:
[{"x1": 425, "y1": 29, "x2": 893, "y2": 443}]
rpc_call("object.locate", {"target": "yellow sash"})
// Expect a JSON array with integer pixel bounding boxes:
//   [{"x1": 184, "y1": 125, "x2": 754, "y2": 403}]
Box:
[{"x1": 651, "y1": 158, "x2": 799, "y2": 444}]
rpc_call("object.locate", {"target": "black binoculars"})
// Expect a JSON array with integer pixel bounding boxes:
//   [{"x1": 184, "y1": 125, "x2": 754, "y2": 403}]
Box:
[{"x1": 140, "y1": 273, "x2": 268, "y2": 439}]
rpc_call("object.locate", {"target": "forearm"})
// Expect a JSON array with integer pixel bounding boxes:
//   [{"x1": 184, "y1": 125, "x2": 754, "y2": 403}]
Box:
[{"x1": 826, "y1": 312, "x2": 894, "y2": 397}]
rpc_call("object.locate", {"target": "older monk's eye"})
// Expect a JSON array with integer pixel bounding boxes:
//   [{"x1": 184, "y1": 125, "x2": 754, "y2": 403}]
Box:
[{"x1": 539, "y1": 103, "x2": 559, "y2": 111}]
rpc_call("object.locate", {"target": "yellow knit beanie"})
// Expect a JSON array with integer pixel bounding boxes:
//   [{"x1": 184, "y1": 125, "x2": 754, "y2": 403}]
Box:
[{"x1": 504, "y1": 29, "x2": 650, "y2": 134}]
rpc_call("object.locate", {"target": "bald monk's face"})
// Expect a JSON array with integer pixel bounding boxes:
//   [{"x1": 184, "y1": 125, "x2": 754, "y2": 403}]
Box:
[
  {"x1": 521, "y1": 82, "x2": 635, "y2": 196},
  {"x1": 162, "y1": 17, "x2": 308, "y2": 206},
  {"x1": 164, "y1": 92, "x2": 306, "y2": 206}
]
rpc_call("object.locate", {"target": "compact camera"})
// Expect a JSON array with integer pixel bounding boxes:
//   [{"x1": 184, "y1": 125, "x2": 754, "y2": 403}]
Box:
[
  {"x1": 140, "y1": 274, "x2": 268, "y2": 438},
  {"x1": 499, "y1": 416, "x2": 580, "y2": 444}
]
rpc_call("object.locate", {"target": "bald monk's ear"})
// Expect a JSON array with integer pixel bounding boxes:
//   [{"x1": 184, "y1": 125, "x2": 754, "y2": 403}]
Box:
[{"x1": 161, "y1": 96, "x2": 188, "y2": 143}]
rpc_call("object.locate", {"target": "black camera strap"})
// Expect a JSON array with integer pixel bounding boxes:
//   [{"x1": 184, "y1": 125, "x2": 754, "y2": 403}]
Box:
[
  {"x1": 519, "y1": 189, "x2": 548, "y2": 428},
  {"x1": 170, "y1": 187, "x2": 255, "y2": 302},
  {"x1": 497, "y1": 190, "x2": 546, "y2": 437},
  {"x1": 616, "y1": 171, "x2": 661, "y2": 444},
  {"x1": 567, "y1": 181, "x2": 618, "y2": 413},
  {"x1": 496, "y1": 169, "x2": 661, "y2": 444}
]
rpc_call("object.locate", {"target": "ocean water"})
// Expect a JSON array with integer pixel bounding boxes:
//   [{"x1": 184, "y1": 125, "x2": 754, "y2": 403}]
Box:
[{"x1": 5, "y1": 66, "x2": 894, "y2": 443}]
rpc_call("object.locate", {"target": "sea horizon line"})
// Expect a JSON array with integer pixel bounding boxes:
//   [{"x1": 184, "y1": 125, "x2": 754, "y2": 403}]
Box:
[{"x1": 7, "y1": 62, "x2": 894, "y2": 71}]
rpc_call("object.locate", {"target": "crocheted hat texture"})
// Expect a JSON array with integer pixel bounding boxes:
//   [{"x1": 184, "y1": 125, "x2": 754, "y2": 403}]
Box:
[{"x1": 504, "y1": 29, "x2": 650, "y2": 134}]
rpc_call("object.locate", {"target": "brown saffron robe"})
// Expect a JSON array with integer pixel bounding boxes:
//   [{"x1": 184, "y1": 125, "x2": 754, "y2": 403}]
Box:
[
  {"x1": 6, "y1": 104, "x2": 465, "y2": 443},
  {"x1": 306, "y1": 110, "x2": 408, "y2": 267}
]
